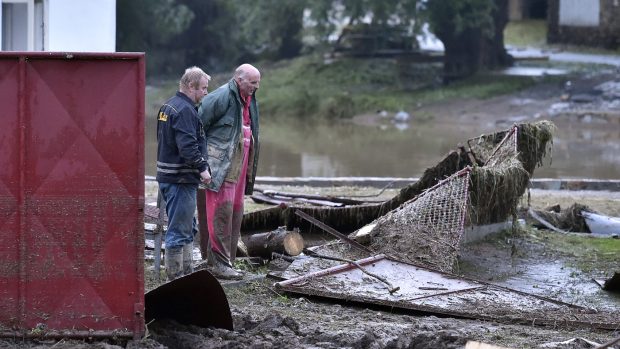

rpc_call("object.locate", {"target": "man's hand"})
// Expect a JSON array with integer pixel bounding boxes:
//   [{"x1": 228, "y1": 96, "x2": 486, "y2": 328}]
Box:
[{"x1": 200, "y1": 169, "x2": 212, "y2": 184}]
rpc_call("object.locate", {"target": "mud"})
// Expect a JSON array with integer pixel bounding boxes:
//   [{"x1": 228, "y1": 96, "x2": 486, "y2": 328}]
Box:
[{"x1": 3, "y1": 187, "x2": 618, "y2": 349}]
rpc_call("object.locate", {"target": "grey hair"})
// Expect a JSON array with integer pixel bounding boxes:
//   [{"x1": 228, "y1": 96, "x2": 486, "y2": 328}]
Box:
[{"x1": 179, "y1": 66, "x2": 211, "y2": 90}]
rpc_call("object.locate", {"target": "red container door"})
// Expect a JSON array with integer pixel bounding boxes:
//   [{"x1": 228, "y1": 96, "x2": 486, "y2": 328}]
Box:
[{"x1": 0, "y1": 53, "x2": 145, "y2": 338}]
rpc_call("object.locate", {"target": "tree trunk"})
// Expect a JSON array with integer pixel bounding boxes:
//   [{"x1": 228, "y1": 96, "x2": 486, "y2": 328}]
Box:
[{"x1": 439, "y1": 0, "x2": 513, "y2": 82}]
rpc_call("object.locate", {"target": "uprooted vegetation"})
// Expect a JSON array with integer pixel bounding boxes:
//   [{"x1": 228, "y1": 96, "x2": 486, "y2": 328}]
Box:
[{"x1": 243, "y1": 121, "x2": 555, "y2": 234}]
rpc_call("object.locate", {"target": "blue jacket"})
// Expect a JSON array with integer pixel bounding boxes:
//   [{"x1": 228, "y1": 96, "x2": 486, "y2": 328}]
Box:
[
  {"x1": 198, "y1": 80, "x2": 260, "y2": 194},
  {"x1": 156, "y1": 92, "x2": 208, "y2": 184}
]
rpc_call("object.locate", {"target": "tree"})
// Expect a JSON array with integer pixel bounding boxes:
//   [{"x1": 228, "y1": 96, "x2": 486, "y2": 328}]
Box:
[
  {"x1": 305, "y1": 0, "x2": 512, "y2": 80},
  {"x1": 305, "y1": 0, "x2": 421, "y2": 48},
  {"x1": 233, "y1": 0, "x2": 305, "y2": 60},
  {"x1": 117, "y1": 0, "x2": 195, "y2": 75},
  {"x1": 425, "y1": 0, "x2": 513, "y2": 81},
  {"x1": 117, "y1": 0, "x2": 513, "y2": 80},
  {"x1": 173, "y1": 0, "x2": 244, "y2": 72}
]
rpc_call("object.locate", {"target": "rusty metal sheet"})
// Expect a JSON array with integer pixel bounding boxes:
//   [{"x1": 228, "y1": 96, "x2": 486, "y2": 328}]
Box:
[
  {"x1": 276, "y1": 255, "x2": 619, "y2": 329},
  {"x1": 0, "y1": 52, "x2": 145, "y2": 338}
]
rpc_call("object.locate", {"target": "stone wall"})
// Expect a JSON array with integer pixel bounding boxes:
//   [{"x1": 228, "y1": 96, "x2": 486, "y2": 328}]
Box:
[{"x1": 548, "y1": 0, "x2": 620, "y2": 49}]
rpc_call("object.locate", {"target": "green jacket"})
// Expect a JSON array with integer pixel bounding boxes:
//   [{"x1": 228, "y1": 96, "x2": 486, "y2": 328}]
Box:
[{"x1": 198, "y1": 79, "x2": 260, "y2": 194}]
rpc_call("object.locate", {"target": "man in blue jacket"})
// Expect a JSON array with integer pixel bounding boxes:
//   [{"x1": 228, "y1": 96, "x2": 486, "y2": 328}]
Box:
[
  {"x1": 198, "y1": 64, "x2": 261, "y2": 279},
  {"x1": 156, "y1": 66, "x2": 212, "y2": 281}
]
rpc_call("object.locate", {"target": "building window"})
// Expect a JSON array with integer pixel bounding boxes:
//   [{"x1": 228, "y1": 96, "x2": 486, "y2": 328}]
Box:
[
  {"x1": 1, "y1": 0, "x2": 44, "y2": 51},
  {"x1": 2, "y1": 2, "x2": 28, "y2": 50},
  {"x1": 559, "y1": 0, "x2": 600, "y2": 27}
]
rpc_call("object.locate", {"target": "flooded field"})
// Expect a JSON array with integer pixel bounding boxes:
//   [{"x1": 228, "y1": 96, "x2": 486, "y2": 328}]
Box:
[
  {"x1": 145, "y1": 71, "x2": 620, "y2": 180},
  {"x1": 145, "y1": 115, "x2": 620, "y2": 180}
]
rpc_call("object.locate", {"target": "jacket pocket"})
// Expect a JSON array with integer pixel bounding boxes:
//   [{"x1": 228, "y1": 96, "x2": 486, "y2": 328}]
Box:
[
  {"x1": 209, "y1": 119, "x2": 234, "y2": 142},
  {"x1": 208, "y1": 144, "x2": 227, "y2": 160}
]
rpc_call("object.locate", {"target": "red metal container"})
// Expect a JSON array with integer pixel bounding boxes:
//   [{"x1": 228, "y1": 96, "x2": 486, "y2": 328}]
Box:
[{"x1": 0, "y1": 52, "x2": 145, "y2": 338}]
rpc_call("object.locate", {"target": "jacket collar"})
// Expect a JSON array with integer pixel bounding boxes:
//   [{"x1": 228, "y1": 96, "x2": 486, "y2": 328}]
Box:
[
  {"x1": 176, "y1": 91, "x2": 195, "y2": 106},
  {"x1": 229, "y1": 79, "x2": 255, "y2": 104},
  {"x1": 228, "y1": 79, "x2": 242, "y2": 104}
]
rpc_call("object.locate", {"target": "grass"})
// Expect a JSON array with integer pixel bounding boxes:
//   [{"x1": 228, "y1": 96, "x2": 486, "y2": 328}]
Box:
[
  {"x1": 562, "y1": 234, "x2": 620, "y2": 258},
  {"x1": 259, "y1": 55, "x2": 434, "y2": 120},
  {"x1": 539, "y1": 230, "x2": 620, "y2": 272},
  {"x1": 258, "y1": 54, "x2": 553, "y2": 121},
  {"x1": 504, "y1": 19, "x2": 548, "y2": 48},
  {"x1": 146, "y1": 22, "x2": 613, "y2": 124}
]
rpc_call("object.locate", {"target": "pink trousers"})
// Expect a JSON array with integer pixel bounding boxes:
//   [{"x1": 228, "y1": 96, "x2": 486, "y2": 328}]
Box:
[{"x1": 205, "y1": 125, "x2": 252, "y2": 267}]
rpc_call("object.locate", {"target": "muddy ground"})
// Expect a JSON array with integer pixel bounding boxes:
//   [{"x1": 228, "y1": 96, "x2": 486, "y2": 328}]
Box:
[
  {"x1": 3, "y1": 69, "x2": 620, "y2": 349},
  {"x1": 2, "y1": 187, "x2": 618, "y2": 349},
  {"x1": 148, "y1": 187, "x2": 620, "y2": 349}
]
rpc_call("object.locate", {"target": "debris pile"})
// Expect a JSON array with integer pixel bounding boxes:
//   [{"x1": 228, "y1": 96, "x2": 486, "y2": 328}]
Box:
[
  {"x1": 528, "y1": 203, "x2": 593, "y2": 233},
  {"x1": 242, "y1": 121, "x2": 555, "y2": 236}
]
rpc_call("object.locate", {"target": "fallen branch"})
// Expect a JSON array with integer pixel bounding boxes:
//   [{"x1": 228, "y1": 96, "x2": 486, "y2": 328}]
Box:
[
  {"x1": 303, "y1": 248, "x2": 400, "y2": 294},
  {"x1": 528, "y1": 208, "x2": 569, "y2": 234},
  {"x1": 295, "y1": 209, "x2": 373, "y2": 254},
  {"x1": 252, "y1": 192, "x2": 344, "y2": 207},
  {"x1": 343, "y1": 181, "x2": 395, "y2": 198},
  {"x1": 258, "y1": 189, "x2": 374, "y2": 205}
]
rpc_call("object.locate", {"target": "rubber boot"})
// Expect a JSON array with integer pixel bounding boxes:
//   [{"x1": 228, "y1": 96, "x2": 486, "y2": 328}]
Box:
[
  {"x1": 182, "y1": 242, "x2": 194, "y2": 276},
  {"x1": 210, "y1": 256, "x2": 242, "y2": 280},
  {"x1": 165, "y1": 246, "x2": 183, "y2": 281}
]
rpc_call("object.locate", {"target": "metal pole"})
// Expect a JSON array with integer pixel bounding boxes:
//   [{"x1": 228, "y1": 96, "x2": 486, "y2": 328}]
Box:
[{"x1": 154, "y1": 189, "x2": 166, "y2": 282}]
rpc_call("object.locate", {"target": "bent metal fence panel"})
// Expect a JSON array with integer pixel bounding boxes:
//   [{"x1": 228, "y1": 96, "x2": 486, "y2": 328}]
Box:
[
  {"x1": 0, "y1": 53, "x2": 145, "y2": 338},
  {"x1": 467, "y1": 125, "x2": 518, "y2": 166},
  {"x1": 369, "y1": 168, "x2": 471, "y2": 272},
  {"x1": 483, "y1": 125, "x2": 519, "y2": 167},
  {"x1": 275, "y1": 255, "x2": 619, "y2": 330}
]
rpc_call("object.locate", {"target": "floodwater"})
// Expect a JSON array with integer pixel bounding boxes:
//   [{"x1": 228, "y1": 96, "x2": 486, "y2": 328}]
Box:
[{"x1": 145, "y1": 114, "x2": 620, "y2": 180}]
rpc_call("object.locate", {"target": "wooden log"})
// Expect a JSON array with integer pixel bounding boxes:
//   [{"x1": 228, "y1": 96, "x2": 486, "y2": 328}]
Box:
[
  {"x1": 251, "y1": 192, "x2": 344, "y2": 207},
  {"x1": 244, "y1": 228, "x2": 304, "y2": 259}
]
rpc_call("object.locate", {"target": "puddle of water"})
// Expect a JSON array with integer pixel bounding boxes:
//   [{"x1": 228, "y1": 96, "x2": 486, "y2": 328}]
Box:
[
  {"x1": 499, "y1": 260, "x2": 620, "y2": 310},
  {"x1": 498, "y1": 66, "x2": 567, "y2": 76}
]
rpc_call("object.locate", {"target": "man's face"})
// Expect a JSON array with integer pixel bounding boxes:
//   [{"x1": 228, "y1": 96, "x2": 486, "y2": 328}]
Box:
[
  {"x1": 236, "y1": 71, "x2": 260, "y2": 97},
  {"x1": 190, "y1": 77, "x2": 209, "y2": 104}
]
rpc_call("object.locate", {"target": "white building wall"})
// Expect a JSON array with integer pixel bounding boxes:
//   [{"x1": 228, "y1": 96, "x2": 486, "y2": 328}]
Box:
[
  {"x1": 559, "y1": 0, "x2": 600, "y2": 27},
  {"x1": 47, "y1": 0, "x2": 115, "y2": 52}
]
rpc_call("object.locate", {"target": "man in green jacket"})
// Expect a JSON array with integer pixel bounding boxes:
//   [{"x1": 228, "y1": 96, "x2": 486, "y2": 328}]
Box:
[{"x1": 198, "y1": 64, "x2": 260, "y2": 279}]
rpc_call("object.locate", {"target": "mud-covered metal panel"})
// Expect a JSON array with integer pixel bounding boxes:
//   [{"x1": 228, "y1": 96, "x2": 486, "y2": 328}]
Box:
[
  {"x1": 0, "y1": 52, "x2": 145, "y2": 338},
  {"x1": 276, "y1": 255, "x2": 619, "y2": 329}
]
